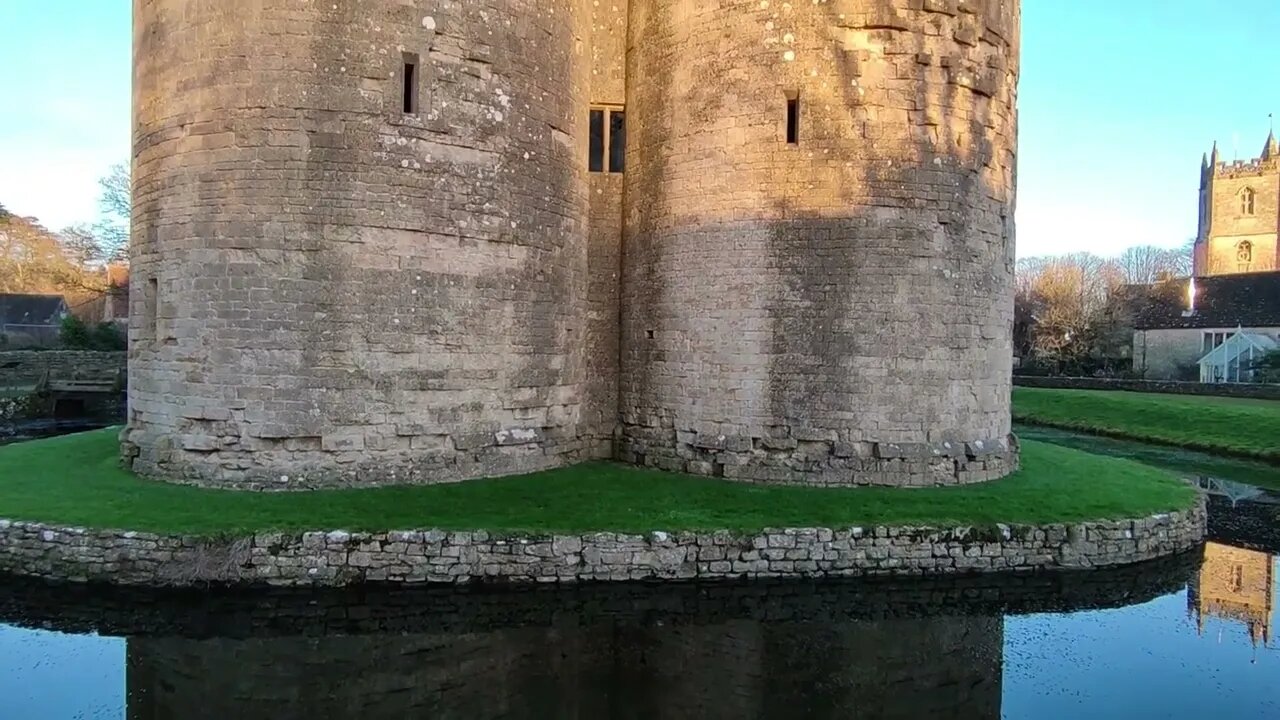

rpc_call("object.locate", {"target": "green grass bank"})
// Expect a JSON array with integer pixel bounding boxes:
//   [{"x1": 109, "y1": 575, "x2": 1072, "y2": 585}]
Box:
[
  {"x1": 1012, "y1": 387, "x2": 1280, "y2": 463},
  {"x1": 0, "y1": 429, "x2": 1196, "y2": 537}
]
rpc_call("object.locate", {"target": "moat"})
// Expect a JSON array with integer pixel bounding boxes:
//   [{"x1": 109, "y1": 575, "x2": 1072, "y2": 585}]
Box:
[{"x1": 0, "y1": 429, "x2": 1276, "y2": 718}]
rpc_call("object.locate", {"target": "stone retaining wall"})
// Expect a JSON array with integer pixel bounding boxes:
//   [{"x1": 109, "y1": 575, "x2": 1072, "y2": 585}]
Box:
[
  {"x1": 0, "y1": 350, "x2": 126, "y2": 387},
  {"x1": 1014, "y1": 375, "x2": 1280, "y2": 400},
  {"x1": 0, "y1": 501, "x2": 1206, "y2": 588},
  {"x1": 0, "y1": 552, "x2": 1201, "y2": 640}
]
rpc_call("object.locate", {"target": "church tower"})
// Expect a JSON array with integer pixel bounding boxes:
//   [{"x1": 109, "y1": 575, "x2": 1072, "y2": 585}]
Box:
[{"x1": 1195, "y1": 130, "x2": 1280, "y2": 276}]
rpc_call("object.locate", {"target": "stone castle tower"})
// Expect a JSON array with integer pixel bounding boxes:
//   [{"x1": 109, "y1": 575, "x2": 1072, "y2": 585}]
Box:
[
  {"x1": 1195, "y1": 132, "x2": 1280, "y2": 276},
  {"x1": 125, "y1": 0, "x2": 1021, "y2": 490}
]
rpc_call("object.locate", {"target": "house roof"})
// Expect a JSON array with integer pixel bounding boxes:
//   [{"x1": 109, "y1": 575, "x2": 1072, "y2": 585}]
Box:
[
  {"x1": 0, "y1": 294, "x2": 67, "y2": 327},
  {"x1": 1130, "y1": 272, "x2": 1280, "y2": 330}
]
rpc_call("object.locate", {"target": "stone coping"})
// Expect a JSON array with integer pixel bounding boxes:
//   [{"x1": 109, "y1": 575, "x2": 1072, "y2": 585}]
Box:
[{"x1": 0, "y1": 499, "x2": 1206, "y2": 588}]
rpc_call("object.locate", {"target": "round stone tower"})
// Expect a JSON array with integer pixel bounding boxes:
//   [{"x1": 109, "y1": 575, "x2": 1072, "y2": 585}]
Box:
[
  {"x1": 619, "y1": 0, "x2": 1021, "y2": 486},
  {"x1": 126, "y1": 0, "x2": 594, "y2": 488}
]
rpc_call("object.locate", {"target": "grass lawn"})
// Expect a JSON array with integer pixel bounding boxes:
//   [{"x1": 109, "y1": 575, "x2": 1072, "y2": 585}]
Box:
[
  {"x1": 0, "y1": 429, "x2": 1196, "y2": 537},
  {"x1": 1013, "y1": 387, "x2": 1280, "y2": 463},
  {"x1": 1016, "y1": 425, "x2": 1280, "y2": 492}
]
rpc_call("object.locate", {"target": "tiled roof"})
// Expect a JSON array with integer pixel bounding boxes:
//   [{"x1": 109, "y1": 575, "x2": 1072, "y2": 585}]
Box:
[
  {"x1": 1130, "y1": 272, "x2": 1280, "y2": 330},
  {"x1": 0, "y1": 294, "x2": 67, "y2": 327}
]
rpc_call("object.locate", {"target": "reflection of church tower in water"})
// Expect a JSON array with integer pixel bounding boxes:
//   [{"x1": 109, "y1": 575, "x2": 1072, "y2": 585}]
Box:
[
  {"x1": 125, "y1": 615, "x2": 1003, "y2": 720},
  {"x1": 1189, "y1": 542, "x2": 1276, "y2": 648}
]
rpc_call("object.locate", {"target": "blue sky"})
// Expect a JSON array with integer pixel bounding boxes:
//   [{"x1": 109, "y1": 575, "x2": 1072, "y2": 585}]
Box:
[{"x1": 0, "y1": 0, "x2": 1277, "y2": 258}]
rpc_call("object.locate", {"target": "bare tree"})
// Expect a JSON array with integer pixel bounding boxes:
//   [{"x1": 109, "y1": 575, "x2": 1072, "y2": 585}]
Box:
[
  {"x1": 1116, "y1": 245, "x2": 1192, "y2": 284},
  {"x1": 1015, "y1": 252, "x2": 1132, "y2": 372},
  {"x1": 93, "y1": 163, "x2": 130, "y2": 262}
]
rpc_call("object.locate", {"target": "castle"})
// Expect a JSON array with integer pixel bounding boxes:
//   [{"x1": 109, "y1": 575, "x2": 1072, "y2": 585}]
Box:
[
  {"x1": 1195, "y1": 132, "x2": 1280, "y2": 277},
  {"x1": 124, "y1": 0, "x2": 1020, "y2": 490}
]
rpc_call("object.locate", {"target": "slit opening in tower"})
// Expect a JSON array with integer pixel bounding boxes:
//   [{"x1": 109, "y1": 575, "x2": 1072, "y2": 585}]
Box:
[
  {"x1": 402, "y1": 53, "x2": 419, "y2": 114},
  {"x1": 146, "y1": 277, "x2": 158, "y2": 340},
  {"x1": 785, "y1": 91, "x2": 800, "y2": 145}
]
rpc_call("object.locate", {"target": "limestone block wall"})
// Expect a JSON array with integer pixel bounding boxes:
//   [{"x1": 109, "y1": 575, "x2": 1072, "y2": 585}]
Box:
[
  {"x1": 0, "y1": 500, "x2": 1205, "y2": 588},
  {"x1": 1202, "y1": 162, "x2": 1279, "y2": 276},
  {"x1": 580, "y1": 1, "x2": 630, "y2": 457},
  {"x1": 0, "y1": 350, "x2": 126, "y2": 387},
  {"x1": 619, "y1": 0, "x2": 1021, "y2": 486},
  {"x1": 126, "y1": 0, "x2": 596, "y2": 488}
]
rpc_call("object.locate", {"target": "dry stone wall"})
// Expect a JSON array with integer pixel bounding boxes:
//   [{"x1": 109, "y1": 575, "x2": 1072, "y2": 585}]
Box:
[
  {"x1": 0, "y1": 500, "x2": 1204, "y2": 588},
  {"x1": 0, "y1": 552, "x2": 1201, "y2": 640},
  {"x1": 0, "y1": 350, "x2": 126, "y2": 387},
  {"x1": 619, "y1": 0, "x2": 1020, "y2": 486}
]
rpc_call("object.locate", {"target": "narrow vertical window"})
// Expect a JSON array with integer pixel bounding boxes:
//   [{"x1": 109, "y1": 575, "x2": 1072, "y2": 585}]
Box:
[
  {"x1": 402, "y1": 53, "x2": 419, "y2": 114},
  {"x1": 1241, "y1": 187, "x2": 1256, "y2": 215},
  {"x1": 608, "y1": 110, "x2": 626, "y2": 173},
  {"x1": 786, "y1": 95, "x2": 800, "y2": 145},
  {"x1": 588, "y1": 109, "x2": 605, "y2": 173},
  {"x1": 146, "y1": 277, "x2": 158, "y2": 339}
]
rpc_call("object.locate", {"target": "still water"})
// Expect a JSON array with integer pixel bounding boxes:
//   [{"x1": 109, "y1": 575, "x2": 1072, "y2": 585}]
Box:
[{"x1": 0, "y1": 429, "x2": 1276, "y2": 719}]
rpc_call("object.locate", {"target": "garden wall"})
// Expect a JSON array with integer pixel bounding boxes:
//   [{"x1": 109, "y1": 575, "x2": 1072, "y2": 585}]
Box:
[
  {"x1": 0, "y1": 502, "x2": 1206, "y2": 588},
  {"x1": 0, "y1": 350, "x2": 126, "y2": 388},
  {"x1": 1013, "y1": 375, "x2": 1280, "y2": 400}
]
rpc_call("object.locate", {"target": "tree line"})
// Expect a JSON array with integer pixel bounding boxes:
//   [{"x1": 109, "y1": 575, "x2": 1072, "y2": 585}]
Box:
[
  {"x1": 1015, "y1": 244, "x2": 1192, "y2": 375},
  {"x1": 1, "y1": 164, "x2": 130, "y2": 348}
]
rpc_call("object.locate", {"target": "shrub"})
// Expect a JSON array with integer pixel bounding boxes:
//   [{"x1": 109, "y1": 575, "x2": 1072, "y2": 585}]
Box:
[
  {"x1": 1252, "y1": 349, "x2": 1280, "y2": 384},
  {"x1": 60, "y1": 316, "x2": 126, "y2": 351}
]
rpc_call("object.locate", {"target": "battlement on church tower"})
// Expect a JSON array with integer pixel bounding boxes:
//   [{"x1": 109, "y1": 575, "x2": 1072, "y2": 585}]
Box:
[{"x1": 1196, "y1": 131, "x2": 1280, "y2": 276}]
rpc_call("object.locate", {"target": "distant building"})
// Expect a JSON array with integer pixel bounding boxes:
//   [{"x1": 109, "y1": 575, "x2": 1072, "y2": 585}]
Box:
[
  {"x1": 102, "y1": 264, "x2": 130, "y2": 326},
  {"x1": 1194, "y1": 133, "x2": 1279, "y2": 277},
  {"x1": 0, "y1": 294, "x2": 68, "y2": 346},
  {"x1": 1131, "y1": 273, "x2": 1280, "y2": 381},
  {"x1": 1189, "y1": 542, "x2": 1274, "y2": 650}
]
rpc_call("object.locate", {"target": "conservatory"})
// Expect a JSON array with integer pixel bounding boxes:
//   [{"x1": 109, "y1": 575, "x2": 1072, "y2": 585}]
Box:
[{"x1": 1198, "y1": 330, "x2": 1278, "y2": 384}]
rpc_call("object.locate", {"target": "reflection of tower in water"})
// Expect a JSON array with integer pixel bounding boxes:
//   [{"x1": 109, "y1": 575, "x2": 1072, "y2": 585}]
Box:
[
  {"x1": 125, "y1": 615, "x2": 1003, "y2": 720},
  {"x1": 1188, "y1": 542, "x2": 1276, "y2": 649}
]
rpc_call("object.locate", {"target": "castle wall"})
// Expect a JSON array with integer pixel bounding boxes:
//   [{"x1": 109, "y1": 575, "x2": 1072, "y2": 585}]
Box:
[
  {"x1": 581, "y1": 2, "x2": 631, "y2": 456},
  {"x1": 619, "y1": 0, "x2": 1020, "y2": 486},
  {"x1": 126, "y1": 0, "x2": 596, "y2": 488},
  {"x1": 1202, "y1": 165, "x2": 1279, "y2": 276}
]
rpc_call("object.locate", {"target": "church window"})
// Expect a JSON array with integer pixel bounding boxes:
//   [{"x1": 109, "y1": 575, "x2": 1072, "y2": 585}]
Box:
[
  {"x1": 1237, "y1": 240, "x2": 1253, "y2": 263},
  {"x1": 1241, "y1": 187, "x2": 1256, "y2": 215},
  {"x1": 1231, "y1": 564, "x2": 1244, "y2": 592}
]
